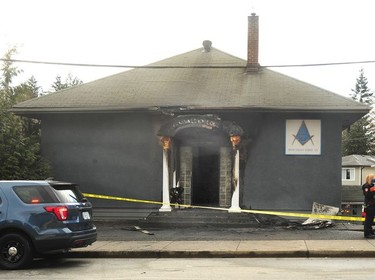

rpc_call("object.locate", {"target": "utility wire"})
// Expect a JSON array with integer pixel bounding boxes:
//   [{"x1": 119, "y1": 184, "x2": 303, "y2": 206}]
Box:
[
  {"x1": 1, "y1": 58, "x2": 375, "y2": 69},
  {"x1": 267, "y1": 60, "x2": 375, "y2": 68}
]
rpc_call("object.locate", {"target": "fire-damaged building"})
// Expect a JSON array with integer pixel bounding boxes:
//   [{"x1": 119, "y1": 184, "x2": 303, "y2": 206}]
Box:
[{"x1": 12, "y1": 14, "x2": 369, "y2": 216}]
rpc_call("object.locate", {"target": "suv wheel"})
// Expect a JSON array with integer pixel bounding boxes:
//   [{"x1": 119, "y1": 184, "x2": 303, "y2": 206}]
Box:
[{"x1": 0, "y1": 233, "x2": 33, "y2": 270}]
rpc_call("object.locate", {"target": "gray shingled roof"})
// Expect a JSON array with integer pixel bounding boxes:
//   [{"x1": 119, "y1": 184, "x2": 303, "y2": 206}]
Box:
[
  {"x1": 12, "y1": 45, "x2": 369, "y2": 114},
  {"x1": 342, "y1": 155, "x2": 375, "y2": 167}
]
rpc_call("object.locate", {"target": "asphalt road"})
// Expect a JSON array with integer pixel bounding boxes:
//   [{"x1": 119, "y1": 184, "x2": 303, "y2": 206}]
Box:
[{"x1": 2, "y1": 258, "x2": 374, "y2": 279}]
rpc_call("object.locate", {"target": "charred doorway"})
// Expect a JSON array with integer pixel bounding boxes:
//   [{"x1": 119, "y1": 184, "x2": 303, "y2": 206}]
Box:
[
  {"x1": 192, "y1": 146, "x2": 220, "y2": 206},
  {"x1": 175, "y1": 127, "x2": 230, "y2": 207},
  {"x1": 158, "y1": 114, "x2": 244, "y2": 210}
]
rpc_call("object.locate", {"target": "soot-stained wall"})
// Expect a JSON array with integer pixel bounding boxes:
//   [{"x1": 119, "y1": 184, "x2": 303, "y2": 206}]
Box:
[
  {"x1": 41, "y1": 113, "x2": 163, "y2": 208},
  {"x1": 238, "y1": 113, "x2": 342, "y2": 211},
  {"x1": 40, "y1": 112, "x2": 343, "y2": 211}
]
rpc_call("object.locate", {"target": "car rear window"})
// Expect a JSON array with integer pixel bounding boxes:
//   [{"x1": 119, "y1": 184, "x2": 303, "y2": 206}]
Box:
[
  {"x1": 13, "y1": 185, "x2": 60, "y2": 204},
  {"x1": 51, "y1": 184, "x2": 85, "y2": 203},
  {"x1": 54, "y1": 189, "x2": 81, "y2": 203}
]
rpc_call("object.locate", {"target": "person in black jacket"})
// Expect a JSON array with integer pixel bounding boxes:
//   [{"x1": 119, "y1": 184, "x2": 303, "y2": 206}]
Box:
[{"x1": 362, "y1": 174, "x2": 375, "y2": 238}]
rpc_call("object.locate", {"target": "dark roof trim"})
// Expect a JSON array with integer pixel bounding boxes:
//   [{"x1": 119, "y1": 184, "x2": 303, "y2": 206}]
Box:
[{"x1": 11, "y1": 106, "x2": 369, "y2": 115}]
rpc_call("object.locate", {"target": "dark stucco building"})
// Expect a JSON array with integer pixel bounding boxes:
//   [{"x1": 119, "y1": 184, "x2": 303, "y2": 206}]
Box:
[{"x1": 13, "y1": 14, "x2": 369, "y2": 215}]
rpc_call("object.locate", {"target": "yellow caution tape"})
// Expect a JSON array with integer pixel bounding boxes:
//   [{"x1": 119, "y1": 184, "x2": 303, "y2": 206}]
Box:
[{"x1": 83, "y1": 192, "x2": 365, "y2": 222}]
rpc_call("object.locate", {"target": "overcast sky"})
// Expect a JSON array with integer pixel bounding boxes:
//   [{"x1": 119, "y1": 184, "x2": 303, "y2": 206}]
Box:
[{"x1": 1, "y1": 0, "x2": 375, "y2": 97}]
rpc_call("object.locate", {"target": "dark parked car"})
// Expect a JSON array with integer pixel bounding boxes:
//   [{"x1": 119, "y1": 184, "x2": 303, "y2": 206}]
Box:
[{"x1": 0, "y1": 180, "x2": 97, "y2": 269}]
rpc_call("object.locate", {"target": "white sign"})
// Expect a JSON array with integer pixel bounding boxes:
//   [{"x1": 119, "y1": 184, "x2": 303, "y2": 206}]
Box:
[{"x1": 285, "y1": 120, "x2": 321, "y2": 155}]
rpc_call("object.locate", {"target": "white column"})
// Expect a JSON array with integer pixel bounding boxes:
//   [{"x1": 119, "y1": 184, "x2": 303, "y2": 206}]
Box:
[
  {"x1": 229, "y1": 149, "x2": 241, "y2": 213},
  {"x1": 160, "y1": 149, "x2": 172, "y2": 212}
]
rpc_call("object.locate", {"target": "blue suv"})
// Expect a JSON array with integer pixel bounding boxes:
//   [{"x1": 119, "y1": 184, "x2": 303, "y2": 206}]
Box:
[{"x1": 0, "y1": 180, "x2": 97, "y2": 269}]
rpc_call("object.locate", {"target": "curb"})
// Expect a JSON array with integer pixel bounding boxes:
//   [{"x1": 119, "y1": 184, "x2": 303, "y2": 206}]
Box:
[
  {"x1": 67, "y1": 250, "x2": 308, "y2": 258},
  {"x1": 67, "y1": 250, "x2": 375, "y2": 259}
]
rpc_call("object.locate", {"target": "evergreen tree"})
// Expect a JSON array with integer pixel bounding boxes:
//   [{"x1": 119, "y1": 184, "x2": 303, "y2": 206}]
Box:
[
  {"x1": 51, "y1": 73, "x2": 82, "y2": 92},
  {"x1": 0, "y1": 48, "x2": 52, "y2": 179},
  {"x1": 342, "y1": 68, "x2": 375, "y2": 155},
  {"x1": 350, "y1": 68, "x2": 373, "y2": 104}
]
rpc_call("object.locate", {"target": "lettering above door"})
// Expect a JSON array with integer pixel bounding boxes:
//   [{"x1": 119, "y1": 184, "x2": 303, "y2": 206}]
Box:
[{"x1": 158, "y1": 114, "x2": 243, "y2": 137}]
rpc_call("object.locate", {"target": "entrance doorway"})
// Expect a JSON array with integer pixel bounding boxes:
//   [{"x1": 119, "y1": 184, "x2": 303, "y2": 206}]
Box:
[
  {"x1": 175, "y1": 127, "x2": 230, "y2": 208},
  {"x1": 192, "y1": 146, "x2": 220, "y2": 206},
  {"x1": 158, "y1": 114, "x2": 244, "y2": 210}
]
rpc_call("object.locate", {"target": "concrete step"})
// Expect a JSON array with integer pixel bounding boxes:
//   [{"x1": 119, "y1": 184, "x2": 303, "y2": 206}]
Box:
[
  {"x1": 139, "y1": 209, "x2": 263, "y2": 228},
  {"x1": 92, "y1": 208, "x2": 290, "y2": 228},
  {"x1": 93, "y1": 208, "x2": 154, "y2": 221}
]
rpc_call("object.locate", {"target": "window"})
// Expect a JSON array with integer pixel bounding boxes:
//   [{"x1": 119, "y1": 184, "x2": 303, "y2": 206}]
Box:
[
  {"x1": 51, "y1": 184, "x2": 85, "y2": 203},
  {"x1": 342, "y1": 168, "x2": 355, "y2": 181},
  {"x1": 13, "y1": 185, "x2": 59, "y2": 204},
  {"x1": 55, "y1": 189, "x2": 80, "y2": 203}
]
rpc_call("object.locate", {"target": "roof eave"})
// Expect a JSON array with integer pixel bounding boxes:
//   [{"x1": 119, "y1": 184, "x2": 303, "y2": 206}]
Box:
[{"x1": 10, "y1": 106, "x2": 370, "y2": 116}]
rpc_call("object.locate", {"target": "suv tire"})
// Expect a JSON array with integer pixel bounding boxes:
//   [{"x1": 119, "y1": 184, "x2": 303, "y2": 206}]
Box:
[{"x1": 0, "y1": 233, "x2": 34, "y2": 270}]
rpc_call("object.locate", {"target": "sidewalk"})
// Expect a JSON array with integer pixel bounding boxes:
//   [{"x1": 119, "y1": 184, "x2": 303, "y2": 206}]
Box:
[
  {"x1": 67, "y1": 220, "x2": 375, "y2": 258},
  {"x1": 69, "y1": 239, "x2": 375, "y2": 258}
]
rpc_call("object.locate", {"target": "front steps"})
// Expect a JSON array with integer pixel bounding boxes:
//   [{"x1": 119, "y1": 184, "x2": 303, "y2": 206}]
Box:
[
  {"x1": 93, "y1": 208, "x2": 153, "y2": 221},
  {"x1": 138, "y1": 209, "x2": 263, "y2": 228},
  {"x1": 92, "y1": 207, "x2": 290, "y2": 228}
]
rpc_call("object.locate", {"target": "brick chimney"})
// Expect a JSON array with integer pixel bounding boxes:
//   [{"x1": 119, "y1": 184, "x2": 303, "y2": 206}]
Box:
[{"x1": 247, "y1": 13, "x2": 260, "y2": 72}]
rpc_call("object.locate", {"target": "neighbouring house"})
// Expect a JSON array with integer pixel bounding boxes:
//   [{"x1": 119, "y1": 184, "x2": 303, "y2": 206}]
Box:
[
  {"x1": 12, "y1": 14, "x2": 369, "y2": 217},
  {"x1": 341, "y1": 154, "x2": 375, "y2": 216}
]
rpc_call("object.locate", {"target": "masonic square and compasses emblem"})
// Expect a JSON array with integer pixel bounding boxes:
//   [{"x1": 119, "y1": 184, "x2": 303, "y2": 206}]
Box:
[{"x1": 292, "y1": 120, "x2": 315, "y2": 146}]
